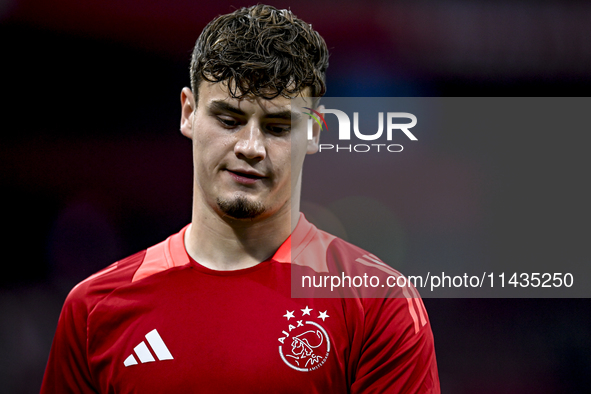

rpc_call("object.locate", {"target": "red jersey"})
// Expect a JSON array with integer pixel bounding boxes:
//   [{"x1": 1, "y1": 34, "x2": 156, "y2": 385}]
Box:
[{"x1": 41, "y1": 214, "x2": 439, "y2": 393}]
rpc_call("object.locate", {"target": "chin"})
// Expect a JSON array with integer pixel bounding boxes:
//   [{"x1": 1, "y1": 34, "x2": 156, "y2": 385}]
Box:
[{"x1": 216, "y1": 195, "x2": 266, "y2": 220}]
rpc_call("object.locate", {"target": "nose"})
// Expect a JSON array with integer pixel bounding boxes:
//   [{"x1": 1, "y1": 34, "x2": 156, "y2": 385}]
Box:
[{"x1": 234, "y1": 122, "x2": 266, "y2": 161}]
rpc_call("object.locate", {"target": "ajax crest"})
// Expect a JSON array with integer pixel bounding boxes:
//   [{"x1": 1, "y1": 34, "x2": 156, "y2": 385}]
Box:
[{"x1": 278, "y1": 306, "x2": 331, "y2": 372}]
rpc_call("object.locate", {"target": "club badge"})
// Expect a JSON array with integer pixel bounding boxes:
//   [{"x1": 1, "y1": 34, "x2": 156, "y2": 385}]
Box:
[{"x1": 278, "y1": 306, "x2": 331, "y2": 372}]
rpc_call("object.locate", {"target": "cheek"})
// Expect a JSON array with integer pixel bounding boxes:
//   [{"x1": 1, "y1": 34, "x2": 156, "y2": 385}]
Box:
[
  {"x1": 192, "y1": 120, "x2": 214, "y2": 146},
  {"x1": 272, "y1": 144, "x2": 295, "y2": 171},
  {"x1": 192, "y1": 122, "x2": 231, "y2": 167}
]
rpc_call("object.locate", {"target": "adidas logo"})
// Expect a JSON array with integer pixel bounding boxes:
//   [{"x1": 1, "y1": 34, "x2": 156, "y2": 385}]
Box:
[{"x1": 123, "y1": 329, "x2": 174, "y2": 367}]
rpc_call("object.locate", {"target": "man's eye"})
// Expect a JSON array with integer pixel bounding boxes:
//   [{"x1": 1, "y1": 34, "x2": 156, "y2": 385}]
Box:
[
  {"x1": 267, "y1": 124, "x2": 291, "y2": 135},
  {"x1": 217, "y1": 116, "x2": 239, "y2": 127}
]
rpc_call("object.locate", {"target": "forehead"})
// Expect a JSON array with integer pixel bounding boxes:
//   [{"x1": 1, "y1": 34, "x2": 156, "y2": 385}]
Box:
[{"x1": 197, "y1": 81, "x2": 313, "y2": 114}]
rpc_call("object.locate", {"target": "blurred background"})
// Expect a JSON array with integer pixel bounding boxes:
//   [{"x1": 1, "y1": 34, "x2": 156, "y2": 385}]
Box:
[{"x1": 1, "y1": 0, "x2": 590, "y2": 392}]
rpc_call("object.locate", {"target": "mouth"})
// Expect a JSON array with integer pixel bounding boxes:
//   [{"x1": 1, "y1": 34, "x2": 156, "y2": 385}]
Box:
[{"x1": 226, "y1": 169, "x2": 266, "y2": 184}]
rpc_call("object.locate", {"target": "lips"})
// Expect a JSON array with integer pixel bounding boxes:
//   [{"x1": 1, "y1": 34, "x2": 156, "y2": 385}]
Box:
[
  {"x1": 227, "y1": 169, "x2": 265, "y2": 178},
  {"x1": 226, "y1": 168, "x2": 266, "y2": 184}
]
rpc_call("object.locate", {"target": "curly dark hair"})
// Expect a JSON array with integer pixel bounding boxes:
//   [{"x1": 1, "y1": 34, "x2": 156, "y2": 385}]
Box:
[{"x1": 190, "y1": 4, "x2": 329, "y2": 103}]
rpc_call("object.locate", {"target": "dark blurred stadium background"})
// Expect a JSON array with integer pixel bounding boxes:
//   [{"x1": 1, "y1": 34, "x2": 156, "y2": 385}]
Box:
[{"x1": 1, "y1": 0, "x2": 590, "y2": 392}]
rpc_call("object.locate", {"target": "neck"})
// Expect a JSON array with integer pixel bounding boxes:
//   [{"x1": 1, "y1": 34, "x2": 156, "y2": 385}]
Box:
[{"x1": 184, "y1": 198, "x2": 300, "y2": 271}]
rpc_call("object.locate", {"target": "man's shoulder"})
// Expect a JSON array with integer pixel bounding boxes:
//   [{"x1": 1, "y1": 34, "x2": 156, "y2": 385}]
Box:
[
  {"x1": 294, "y1": 219, "x2": 403, "y2": 278},
  {"x1": 65, "y1": 249, "x2": 148, "y2": 313},
  {"x1": 293, "y1": 218, "x2": 421, "y2": 302},
  {"x1": 64, "y1": 225, "x2": 190, "y2": 313}
]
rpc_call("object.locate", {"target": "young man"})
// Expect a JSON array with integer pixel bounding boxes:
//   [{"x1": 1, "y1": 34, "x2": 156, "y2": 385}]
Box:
[{"x1": 41, "y1": 5, "x2": 439, "y2": 393}]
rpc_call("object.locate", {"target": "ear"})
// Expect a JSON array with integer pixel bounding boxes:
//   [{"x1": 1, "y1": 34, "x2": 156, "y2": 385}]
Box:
[
  {"x1": 180, "y1": 87, "x2": 196, "y2": 139},
  {"x1": 306, "y1": 104, "x2": 324, "y2": 154}
]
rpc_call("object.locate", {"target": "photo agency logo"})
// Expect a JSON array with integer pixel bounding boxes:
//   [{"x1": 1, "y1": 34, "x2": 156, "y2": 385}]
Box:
[{"x1": 302, "y1": 103, "x2": 418, "y2": 153}]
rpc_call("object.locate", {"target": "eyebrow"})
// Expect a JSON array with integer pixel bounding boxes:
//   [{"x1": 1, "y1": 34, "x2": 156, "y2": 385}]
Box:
[
  {"x1": 208, "y1": 100, "x2": 245, "y2": 116},
  {"x1": 208, "y1": 100, "x2": 302, "y2": 121}
]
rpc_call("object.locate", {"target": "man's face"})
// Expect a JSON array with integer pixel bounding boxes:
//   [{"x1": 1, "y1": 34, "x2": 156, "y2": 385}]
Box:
[{"x1": 180, "y1": 82, "x2": 319, "y2": 221}]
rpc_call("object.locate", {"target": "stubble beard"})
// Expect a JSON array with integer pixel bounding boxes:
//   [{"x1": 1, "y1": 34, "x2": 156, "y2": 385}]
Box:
[{"x1": 216, "y1": 195, "x2": 266, "y2": 220}]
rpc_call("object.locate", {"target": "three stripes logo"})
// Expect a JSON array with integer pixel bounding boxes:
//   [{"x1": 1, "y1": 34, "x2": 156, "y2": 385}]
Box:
[{"x1": 123, "y1": 329, "x2": 174, "y2": 367}]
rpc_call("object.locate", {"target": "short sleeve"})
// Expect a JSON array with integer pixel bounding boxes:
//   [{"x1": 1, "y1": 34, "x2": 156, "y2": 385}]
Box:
[
  {"x1": 40, "y1": 286, "x2": 98, "y2": 393},
  {"x1": 351, "y1": 294, "x2": 440, "y2": 393}
]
